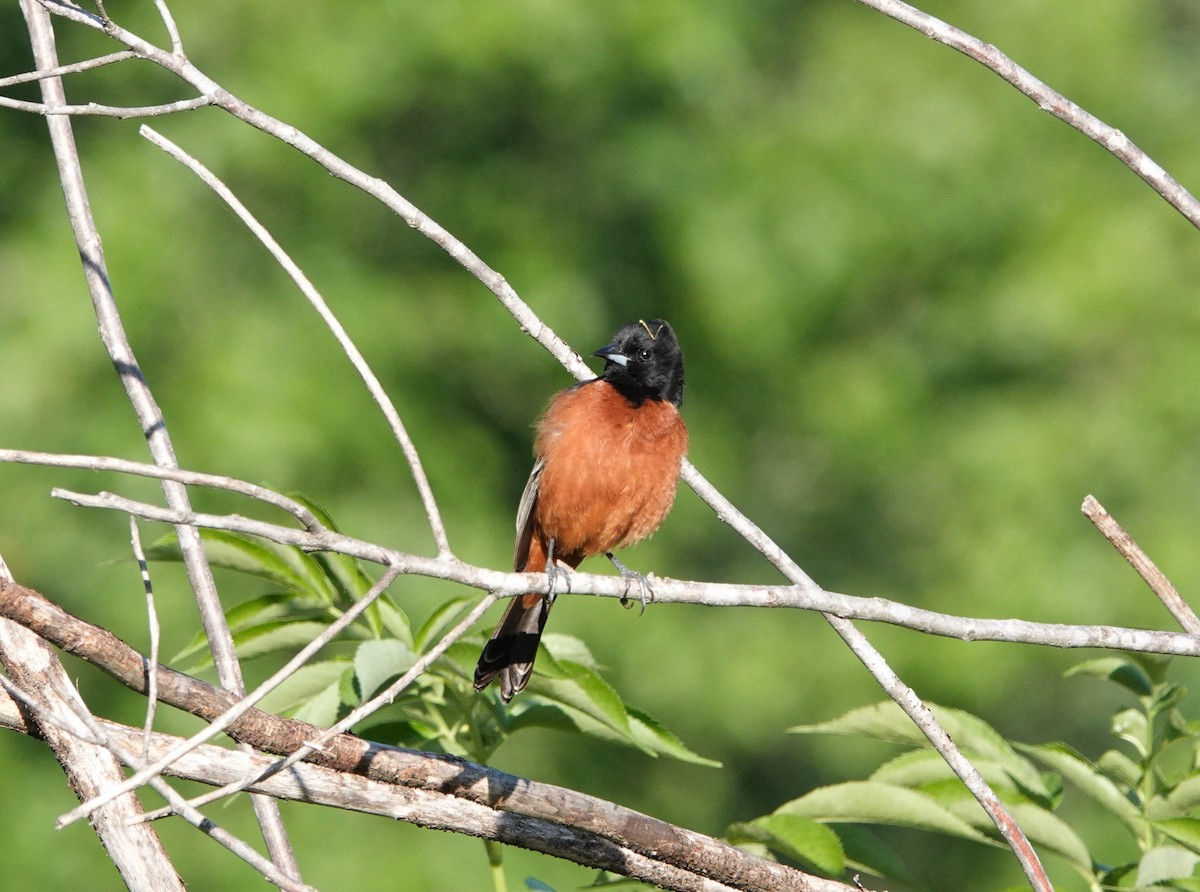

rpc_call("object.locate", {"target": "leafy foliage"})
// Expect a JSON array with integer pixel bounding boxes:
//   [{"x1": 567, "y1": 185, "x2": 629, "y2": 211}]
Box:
[
  {"x1": 148, "y1": 501, "x2": 717, "y2": 769},
  {"x1": 736, "y1": 655, "x2": 1200, "y2": 890}
]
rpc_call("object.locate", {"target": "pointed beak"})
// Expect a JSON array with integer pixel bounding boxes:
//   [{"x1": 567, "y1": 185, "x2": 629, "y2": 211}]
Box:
[{"x1": 593, "y1": 342, "x2": 629, "y2": 367}]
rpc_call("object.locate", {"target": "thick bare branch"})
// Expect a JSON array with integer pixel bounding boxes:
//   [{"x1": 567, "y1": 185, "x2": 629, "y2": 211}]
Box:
[
  {"x1": 0, "y1": 558, "x2": 185, "y2": 891},
  {"x1": 0, "y1": 584, "x2": 851, "y2": 892}
]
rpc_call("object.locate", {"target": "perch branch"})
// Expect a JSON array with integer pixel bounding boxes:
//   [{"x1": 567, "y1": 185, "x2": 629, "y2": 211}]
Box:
[{"x1": 45, "y1": 486, "x2": 1200, "y2": 657}]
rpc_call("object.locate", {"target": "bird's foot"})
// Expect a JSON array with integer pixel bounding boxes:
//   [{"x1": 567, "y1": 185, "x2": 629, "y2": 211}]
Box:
[
  {"x1": 545, "y1": 539, "x2": 570, "y2": 603},
  {"x1": 606, "y1": 553, "x2": 651, "y2": 615}
]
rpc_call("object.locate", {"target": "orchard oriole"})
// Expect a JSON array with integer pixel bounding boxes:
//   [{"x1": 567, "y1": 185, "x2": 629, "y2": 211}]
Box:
[{"x1": 473, "y1": 319, "x2": 688, "y2": 701}]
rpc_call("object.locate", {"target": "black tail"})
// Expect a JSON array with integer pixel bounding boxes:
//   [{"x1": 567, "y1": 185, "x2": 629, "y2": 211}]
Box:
[{"x1": 473, "y1": 595, "x2": 552, "y2": 702}]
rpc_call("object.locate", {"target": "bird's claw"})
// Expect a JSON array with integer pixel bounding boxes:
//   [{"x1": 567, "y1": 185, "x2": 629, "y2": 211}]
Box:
[{"x1": 607, "y1": 553, "x2": 651, "y2": 615}]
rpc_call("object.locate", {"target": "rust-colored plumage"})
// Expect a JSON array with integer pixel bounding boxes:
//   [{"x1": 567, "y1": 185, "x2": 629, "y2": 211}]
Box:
[{"x1": 474, "y1": 320, "x2": 688, "y2": 701}]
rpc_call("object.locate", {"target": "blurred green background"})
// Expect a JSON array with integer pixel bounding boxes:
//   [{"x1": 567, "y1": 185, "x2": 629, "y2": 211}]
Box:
[{"x1": 1, "y1": 1, "x2": 1198, "y2": 889}]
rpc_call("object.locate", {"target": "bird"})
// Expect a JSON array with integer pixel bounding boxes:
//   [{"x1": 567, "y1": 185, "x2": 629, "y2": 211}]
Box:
[{"x1": 473, "y1": 319, "x2": 688, "y2": 702}]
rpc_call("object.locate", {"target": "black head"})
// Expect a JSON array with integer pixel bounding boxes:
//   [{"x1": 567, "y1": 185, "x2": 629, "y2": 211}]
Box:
[{"x1": 593, "y1": 319, "x2": 684, "y2": 407}]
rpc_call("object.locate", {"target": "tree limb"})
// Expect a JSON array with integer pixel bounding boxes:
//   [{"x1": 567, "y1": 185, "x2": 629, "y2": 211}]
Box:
[{"x1": 0, "y1": 581, "x2": 852, "y2": 892}]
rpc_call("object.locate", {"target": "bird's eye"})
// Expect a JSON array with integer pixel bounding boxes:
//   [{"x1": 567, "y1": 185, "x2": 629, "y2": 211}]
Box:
[{"x1": 637, "y1": 348, "x2": 653, "y2": 362}]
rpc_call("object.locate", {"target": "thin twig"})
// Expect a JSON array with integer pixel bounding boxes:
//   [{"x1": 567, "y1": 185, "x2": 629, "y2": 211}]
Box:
[
  {"x1": 1082, "y1": 494, "x2": 1199, "y2": 635},
  {"x1": 139, "y1": 125, "x2": 452, "y2": 557},
  {"x1": 149, "y1": 591, "x2": 499, "y2": 818},
  {"x1": 0, "y1": 94, "x2": 212, "y2": 117},
  {"x1": 57, "y1": 565, "x2": 401, "y2": 829},
  {"x1": 129, "y1": 517, "x2": 159, "y2": 758},
  {"x1": 150, "y1": 0, "x2": 183, "y2": 56},
  {"x1": 0, "y1": 448, "x2": 324, "y2": 530},
  {"x1": 0, "y1": 50, "x2": 135, "y2": 87}
]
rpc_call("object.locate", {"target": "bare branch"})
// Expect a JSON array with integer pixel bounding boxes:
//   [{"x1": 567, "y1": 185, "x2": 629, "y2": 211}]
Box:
[
  {"x1": 139, "y1": 125, "x2": 452, "y2": 557},
  {"x1": 0, "y1": 94, "x2": 212, "y2": 117},
  {"x1": 57, "y1": 566, "x2": 401, "y2": 828},
  {"x1": 149, "y1": 0, "x2": 182, "y2": 56},
  {"x1": 0, "y1": 448, "x2": 324, "y2": 529},
  {"x1": 0, "y1": 582, "x2": 853, "y2": 892},
  {"x1": 856, "y1": 0, "x2": 1200, "y2": 230},
  {"x1": 0, "y1": 50, "x2": 135, "y2": 87},
  {"x1": 1082, "y1": 494, "x2": 1199, "y2": 635},
  {"x1": 18, "y1": 2, "x2": 299, "y2": 871},
  {"x1": 46, "y1": 486, "x2": 1200, "y2": 658},
  {"x1": 129, "y1": 517, "x2": 160, "y2": 757}
]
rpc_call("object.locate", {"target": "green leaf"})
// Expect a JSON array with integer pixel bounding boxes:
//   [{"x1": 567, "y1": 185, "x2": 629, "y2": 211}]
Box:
[
  {"x1": 1155, "y1": 818, "x2": 1200, "y2": 855},
  {"x1": 1112, "y1": 708, "x2": 1150, "y2": 758},
  {"x1": 728, "y1": 814, "x2": 844, "y2": 875},
  {"x1": 1136, "y1": 845, "x2": 1200, "y2": 887},
  {"x1": 871, "y1": 749, "x2": 1052, "y2": 807},
  {"x1": 1019, "y1": 742, "x2": 1144, "y2": 833},
  {"x1": 929, "y1": 785, "x2": 1093, "y2": 871},
  {"x1": 233, "y1": 620, "x2": 332, "y2": 661},
  {"x1": 540, "y1": 633, "x2": 601, "y2": 669},
  {"x1": 834, "y1": 824, "x2": 918, "y2": 885},
  {"x1": 373, "y1": 597, "x2": 414, "y2": 646},
  {"x1": 257, "y1": 658, "x2": 353, "y2": 715},
  {"x1": 506, "y1": 684, "x2": 710, "y2": 764},
  {"x1": 1150, "y1": 775, "x2": 1200, "y2": 820},
  {"x1": 1097, "y1": 748, "x2": 1142, "y2": 789},
  {"x1": 791, "y1": 701, "x2": 1047, "y2": 796},
  {"x1": 522, "y1": 657, "x2": 632, "y2": 741},
  {"x1": 1066, "y1": 657, "x2": 1154, "y2": 697},
  {"x1": 148, "y1": 529, "x2": 333, "y2": 602},
  {"x1": 414, "y1": 596, "x2": 474, "y2": 652},
  {"x1": 774, "y1": 781, "x2": 992, "y2": 843},
  {"x1": 353, "y1": 638, "x2": 417, "y2": 700},
  {"x1": 291, "y1": 676, "x2": 344, "y2": 726}
]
